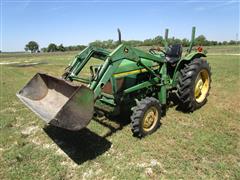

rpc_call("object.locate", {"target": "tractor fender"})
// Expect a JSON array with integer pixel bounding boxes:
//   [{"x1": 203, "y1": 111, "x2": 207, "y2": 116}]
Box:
[
  {"x1": 183, "y1": 52, "x2": 206, "y2": 61},
  {"x1": 172, "y1": 52, "x2": 207, "y2": 87}
]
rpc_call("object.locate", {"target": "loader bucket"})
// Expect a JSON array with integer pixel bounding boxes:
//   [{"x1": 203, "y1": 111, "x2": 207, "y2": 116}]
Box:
[{"x1": 16, "y1": 73, "x2": 94, "y2": 131}]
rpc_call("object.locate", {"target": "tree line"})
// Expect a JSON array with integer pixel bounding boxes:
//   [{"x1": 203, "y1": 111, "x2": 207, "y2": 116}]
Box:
[
  {"x1": 89, "y1": 35, "x2": 239, "y2": 48},
  {"x1": 41, "y1": 44, "x2": 87, "y2": 52},
  {"x1": 24, "y1": 35, "x2": 240, "y2": 53}
]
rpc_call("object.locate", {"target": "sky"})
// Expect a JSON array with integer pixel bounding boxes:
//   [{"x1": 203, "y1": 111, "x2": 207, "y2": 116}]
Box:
[{"x1": 0, "y1": 0, "x2": 239, "y2": 52}]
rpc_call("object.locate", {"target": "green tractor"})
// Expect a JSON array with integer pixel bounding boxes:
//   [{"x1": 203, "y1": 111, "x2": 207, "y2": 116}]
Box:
[{"x1": 17, "y1": 27, "x2": 211, "y2": 137}]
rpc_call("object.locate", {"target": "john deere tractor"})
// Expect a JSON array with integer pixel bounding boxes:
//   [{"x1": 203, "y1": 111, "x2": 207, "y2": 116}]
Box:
[{"x1": 17, "y1": 27, "x2": 211, "y2": 137}]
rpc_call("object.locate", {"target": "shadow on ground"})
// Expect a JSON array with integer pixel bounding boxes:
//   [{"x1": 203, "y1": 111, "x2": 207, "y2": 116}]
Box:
[
  {"x1": 9, "y1": 61, "x2": 48, "y2": 67},
  {"x1": 44, "y1": 126, "x2": 112, "y2": 164},
  {"x1": 92, "y1": 113, "x2": 131, "y2": 138},
  {"x1": 167, "y1": 92, "x2": 189, "y2": 113},
  {"x1": 43, "y1": 111, "x2": 165, "y2": 164}
]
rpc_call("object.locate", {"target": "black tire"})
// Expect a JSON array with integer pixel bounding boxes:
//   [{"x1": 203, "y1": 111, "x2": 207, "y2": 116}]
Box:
[
  {"x1": 131, "y1": 97, "x2": 162, "y2": 137},
  {"x1": 177, "y1": 58, "x2": 211, "y2": 112}
]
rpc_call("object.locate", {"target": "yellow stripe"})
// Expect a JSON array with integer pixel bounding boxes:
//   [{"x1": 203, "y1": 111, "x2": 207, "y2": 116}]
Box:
[{"x1": 113, "y1": 66, "x2": 159, "y2": 78}]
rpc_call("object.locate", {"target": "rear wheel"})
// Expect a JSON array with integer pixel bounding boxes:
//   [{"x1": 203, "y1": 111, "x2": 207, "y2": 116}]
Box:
[
  {"x1": 177, "y1": 58, "x2": 211, "y2": 112},
  {"x1": 131, "y1": 97, "x2": 162, "y2": 137}
]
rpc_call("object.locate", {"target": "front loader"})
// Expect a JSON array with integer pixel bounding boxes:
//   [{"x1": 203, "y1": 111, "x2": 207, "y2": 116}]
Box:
[{"x1": 17, "y1": 27, "x2": 211, "y2": 137}]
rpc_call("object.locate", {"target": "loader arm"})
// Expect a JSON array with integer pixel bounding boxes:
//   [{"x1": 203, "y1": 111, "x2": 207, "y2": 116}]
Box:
[
  {"x1": 66, "y1": 44, "x2": 164, "y2": 100},
  {"x1": 64, "y1": 46, "x2": 110, "y2": 81},
  {"x1": 93, "y1": 45, "x2": 165, "y2": 98}
]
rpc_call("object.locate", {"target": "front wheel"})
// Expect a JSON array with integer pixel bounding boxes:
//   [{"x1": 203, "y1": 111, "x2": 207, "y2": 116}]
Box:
[
  {"x1": 131, "y1": 97, "x2": 162, "y2": 137},
  {"x1": 177, "y1": 58, "x2": 211, "y2": 112}
]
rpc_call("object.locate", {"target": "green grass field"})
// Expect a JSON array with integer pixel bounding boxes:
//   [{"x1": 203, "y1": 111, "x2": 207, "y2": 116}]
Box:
[{"x1": 0, "y1": 46, "x2": 239, "y2": 179}]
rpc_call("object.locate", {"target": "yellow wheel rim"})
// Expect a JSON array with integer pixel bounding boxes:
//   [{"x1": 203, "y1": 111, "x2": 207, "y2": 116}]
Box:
[
  {"x1": 142, "y1": 106, "x2": 159, "y2": 132},
  {"x1": 194, "y1": 69, "x2": 210, "y2": 103}
]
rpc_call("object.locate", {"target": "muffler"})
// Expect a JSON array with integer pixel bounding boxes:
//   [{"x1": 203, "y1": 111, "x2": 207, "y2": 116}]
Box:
[{"x1": 16, "y1": 73, "x2": 94, "y2": 131}]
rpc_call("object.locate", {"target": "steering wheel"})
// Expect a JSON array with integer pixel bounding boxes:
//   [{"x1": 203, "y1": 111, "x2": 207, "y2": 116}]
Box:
[{"x1": 149, "y1": 47, "x2": 166, "y2": 55}]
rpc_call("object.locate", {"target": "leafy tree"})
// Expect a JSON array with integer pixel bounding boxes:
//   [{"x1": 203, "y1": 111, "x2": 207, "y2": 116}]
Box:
[
  {"x1": 195, "y1": 35, "x2": 207, "y2": 46},
  {"x1": 143, "y1": 39, "x2": 153, "y2": 46},
  {"x1": 210, "y1": 41, "x2": 218, "y2": 46},
  {"x1": 153, "y1": 36, "x2": 164, "y2": 46},
  {"x1": 47, "y1": 43, "x2": 58, "y2": 52},
  {"x1": 123, "y1": 40, "x2": 143, "y2": 47},
  {"x1": 174, "y1": 38, "x2": 182, "y2": 44},
  {"x1": 228, "y1": 40, "x2": 236, "y2": 45},
  {"x1": 103, "y1": 40, "x2": 113, "y2": 49},
  {"x1": 76, "y1": 45, "x2": 87, "y2": 50},
  {"x1": 40, "y1": 35, "x2": 239, "y2": 54},
  {"x1": 41, "y1": 48, "x2": 47, "y2": 52},
  {"x1": 90, "y1": 40, "x2": 102, "y2": 48},
  {"x1": 222, "y1": 41, "x2": 228, "y2": 45},
  {"x1": 182, "y1": 38, "x2": 190, "y2": 47},
  {"x1": 25, "y1": 41, "x2": 39, "y2": 53},
  {"x1": 58, "y1": 44, "x2": 65, "y2": 52}
]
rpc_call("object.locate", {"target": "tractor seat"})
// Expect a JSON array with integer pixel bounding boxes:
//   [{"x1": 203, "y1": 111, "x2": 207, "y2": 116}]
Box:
[{"x1": 165, "y1": 44, "x2": 182, "y2": 64}]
